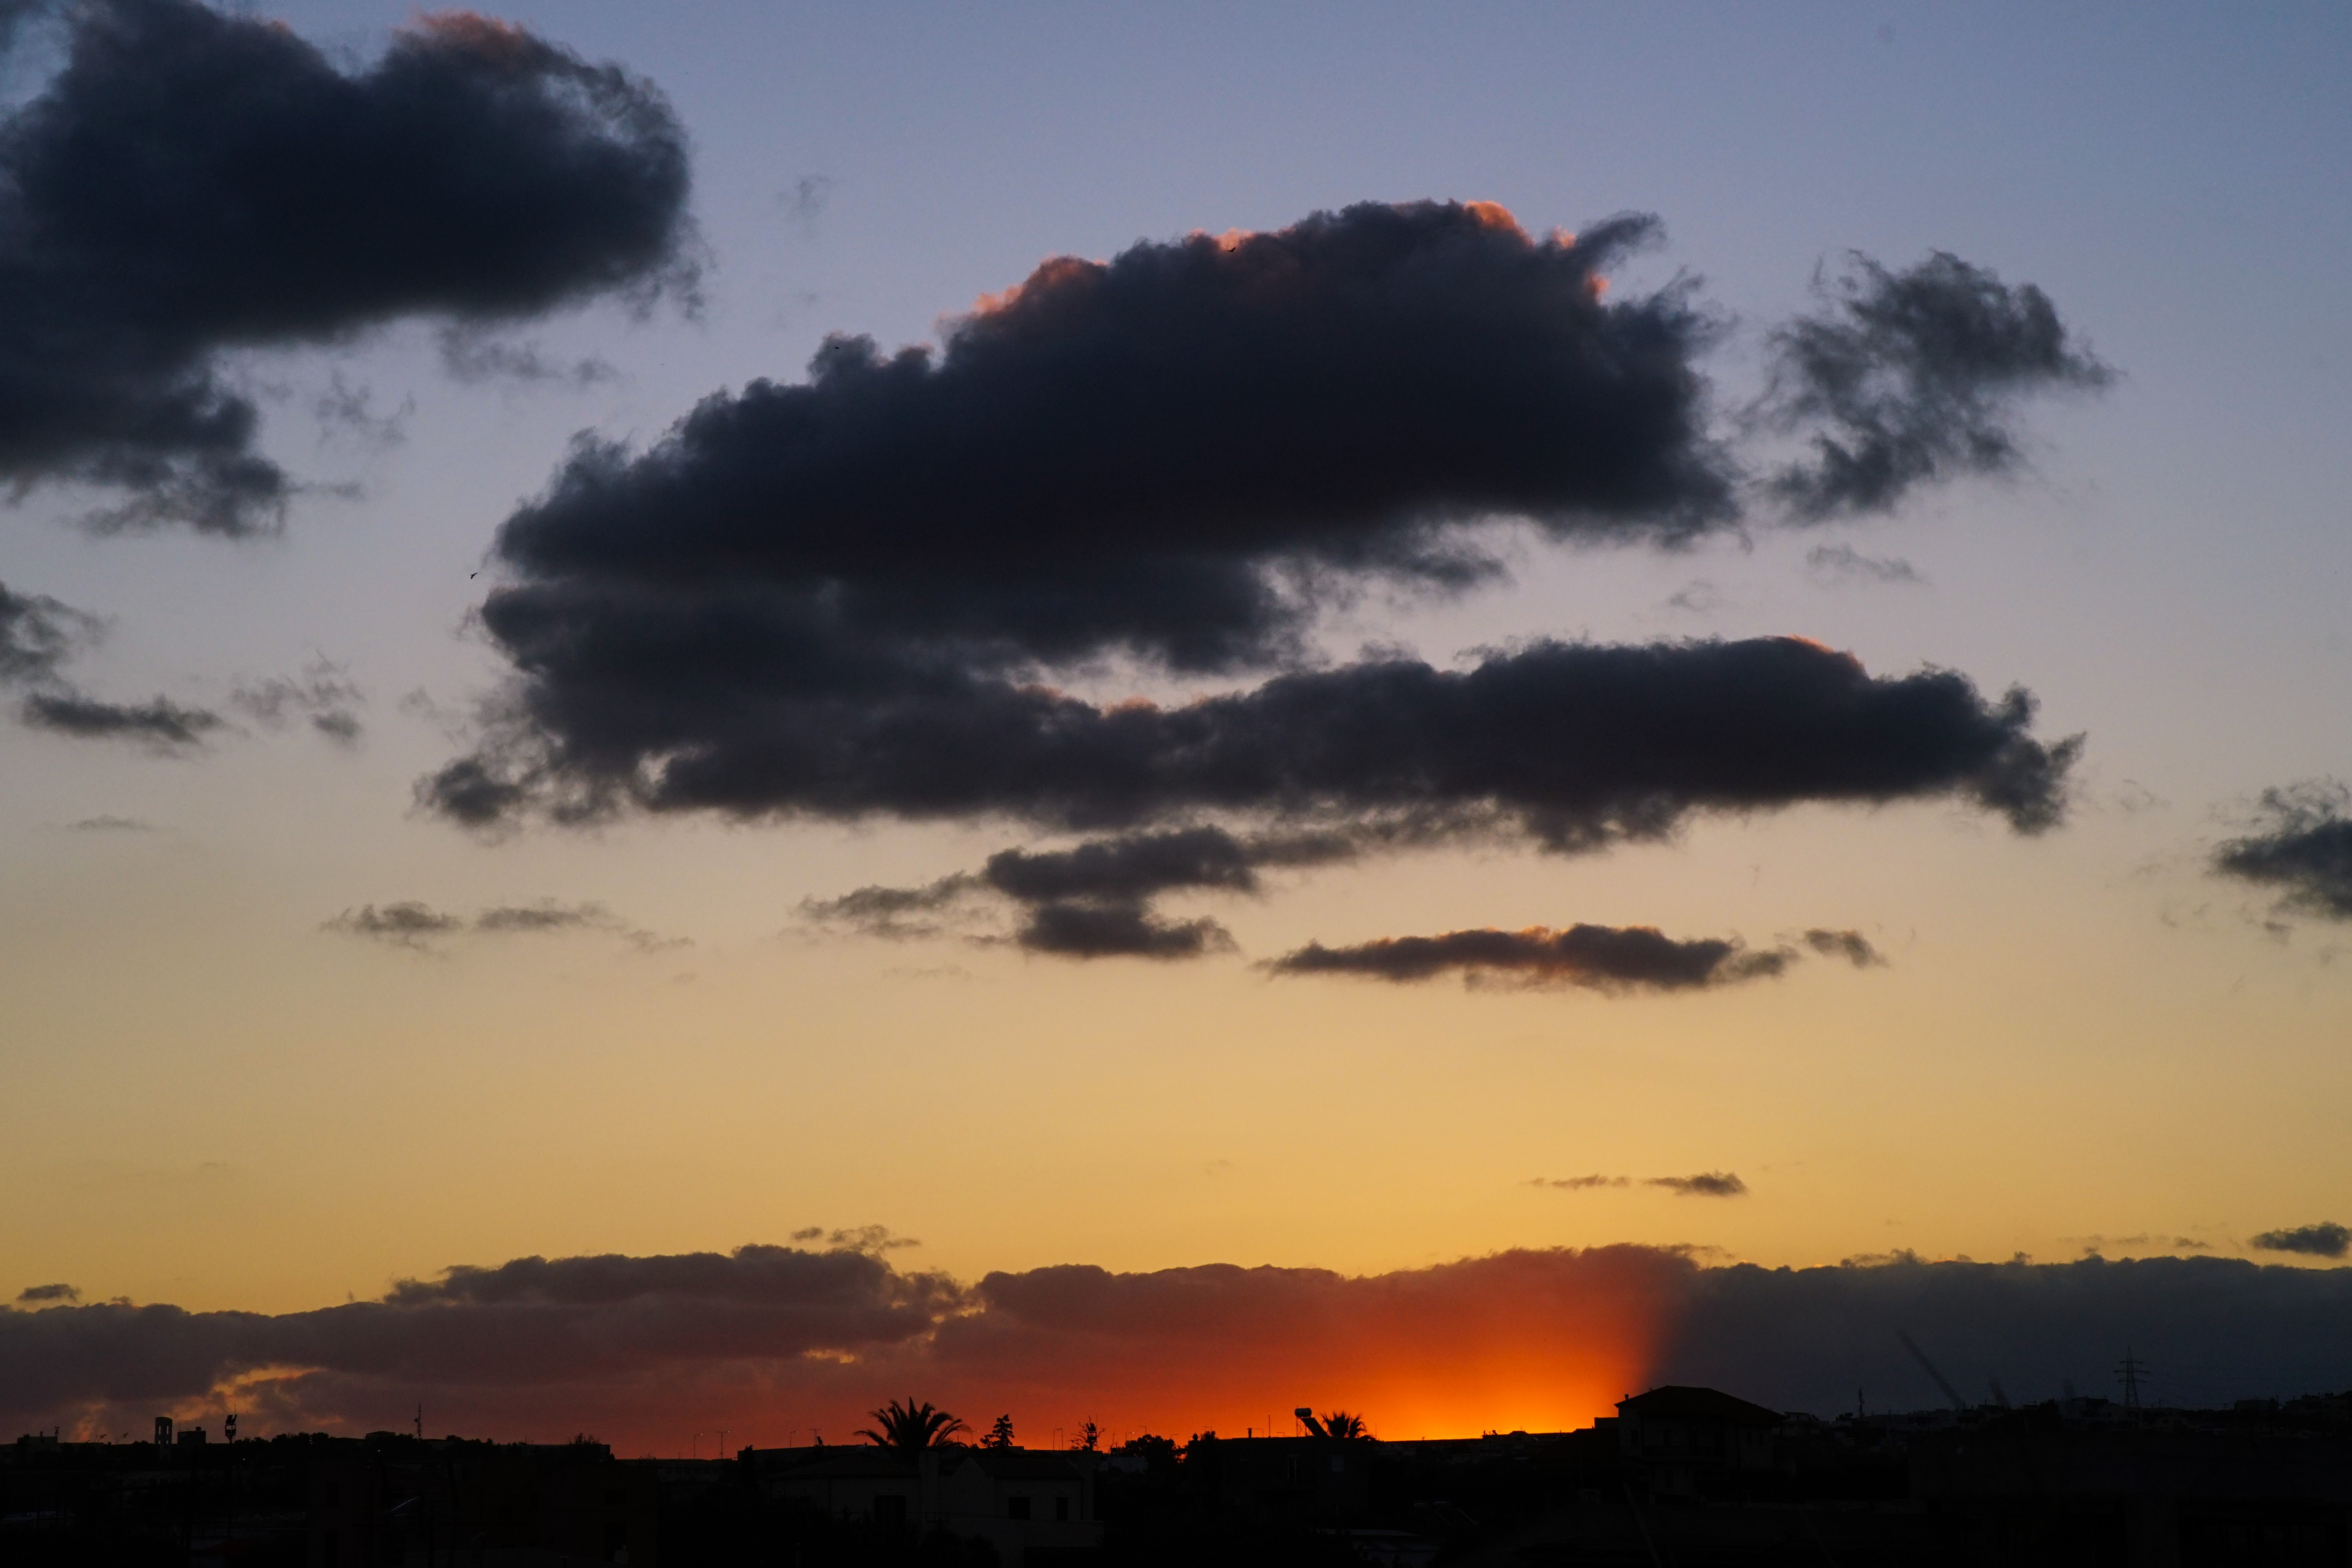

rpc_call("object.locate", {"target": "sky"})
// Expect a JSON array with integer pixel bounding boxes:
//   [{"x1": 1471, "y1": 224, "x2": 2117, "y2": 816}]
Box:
[{"x1": 3, "y1": 0, "x2": 2352, "y2": 1449}]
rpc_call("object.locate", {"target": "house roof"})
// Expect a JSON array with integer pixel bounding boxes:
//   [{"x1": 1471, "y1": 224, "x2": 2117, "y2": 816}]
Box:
[
  {"x1": 955, "y1": 1449, "x2": 1084, "y2": 1481},
  {"x1": 770, "y1": 1449, "x2": 918, "y2": 1480},
  {"x1": 1617, "y1": 1386, "x2": 1784, "y2": 1426}
]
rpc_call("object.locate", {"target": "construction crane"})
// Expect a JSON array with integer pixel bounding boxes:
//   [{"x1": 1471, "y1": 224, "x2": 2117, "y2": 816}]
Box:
[{"x1": 1898, "y1": 1331, "x2": 1969, "y2": 1413}]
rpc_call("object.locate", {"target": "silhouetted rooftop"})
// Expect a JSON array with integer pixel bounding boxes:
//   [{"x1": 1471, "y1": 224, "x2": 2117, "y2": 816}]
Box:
[{"x1": 1618, "y1": 1386, "x2": 1784, "y2": 1426}]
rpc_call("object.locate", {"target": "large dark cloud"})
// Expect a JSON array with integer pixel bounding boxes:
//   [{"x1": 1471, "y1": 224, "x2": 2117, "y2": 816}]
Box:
[
  {"x1": 0, "y1": 0, "x2": 693, "y2": 533},
  {"x1": 2212, "y1": 782, "x2": 2352, "y2": 921},
  {"x1": 492, "y1": 203, "x2": 1729, "y2": 676},
  {"x1": 436, "y1": 632, "x2": 2077, "y2": 841},
  {"x1": 1761, "y1": 252, "x2": 2112, "y2": 518},
  {"x1": 10, "y1": 1244, "x2": 2352, "y2": 1448},
  {"x1": 424, "y1": 201, "x2": 2093, "y2": 940}
]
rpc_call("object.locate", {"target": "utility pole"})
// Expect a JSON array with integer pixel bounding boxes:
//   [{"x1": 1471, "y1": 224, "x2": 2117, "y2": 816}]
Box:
[{"x1": 2115, "y1": 1348, "x2": 2149, "y2": 1410}]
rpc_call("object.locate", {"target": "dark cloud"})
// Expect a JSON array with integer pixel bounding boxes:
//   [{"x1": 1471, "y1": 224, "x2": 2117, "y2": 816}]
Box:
[
  {"x1": 1806, "y1": 543, "x2": 1924, "y2": 587},
  {"x1": 490, "y1": 202, "x2": 1730, "y2": 675},
  {"x1": 1762, "y1": 251, "x2": 2111, "y2": 518},
  {"x1": 804, "y1": 825, "x2": 1364, "y2": 959},
  {"x1": 2213, "y1": 782, "x2": 2352, "y2": 921},
  {"x1": 65, "y1": 814, "x2": 149, "y2": 831},
  {"x1": 1530, "y1": 1173, "x2": 1747, "y2": 1195},
  {"x1": 0, "y1": 0, "x2": 693, "y2": 533},
  {"x1": 230, "y1": 658, "x2": 364, "y2": 744},
  {"x1": 3, "y1": 576, "x2": 232, "y2": 748},
  {"x1": 20, "y1": 689, "x2": 221, "y2": 748},
  {"x1": 15, "y1": 1283, "x2": 80, "y2": 1305},
  {"x1": 323, "y1": 901, "x2": 465, "y2": 950},
  {"x1": 1648, "y1": 1172, "x2": 1748, "y2": 1198},
  {"x1": 2250, "y1": 1224, "x2": 2350, "y2": 1260},
  {"x1": 325, "y1": 898, "x2": 682, "y2": 952},
  {"x1": 0, "y1": 579, "x2": 97, "y2": 684},
  {"x1": 1802, "y1": 927, "x2": 1885, "y2": 967},
  {"x1": 1266, "y1": 923, "x2": 1794, "y2": 992},
  {"x1": 433, "y1": 633, "x2": 2076, "y2": 843},
  {"x1": 1015, "y1": 901, "x2": 1235, "y2": 961}
]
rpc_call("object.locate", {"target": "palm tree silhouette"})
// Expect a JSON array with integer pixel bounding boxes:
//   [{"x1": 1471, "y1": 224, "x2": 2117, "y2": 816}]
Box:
[
  {"x1": 1303, "y1": 1410, "x2": 1368, "y2": 1439},
  {"x1": 857, "y1": 1398, "x2": 969, "y2": 1455}
]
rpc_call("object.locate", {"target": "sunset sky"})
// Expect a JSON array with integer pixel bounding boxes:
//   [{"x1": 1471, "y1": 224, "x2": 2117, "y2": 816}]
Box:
[{"x1": 4, "y1": 0, "x2": 2350, "y2": 1449}]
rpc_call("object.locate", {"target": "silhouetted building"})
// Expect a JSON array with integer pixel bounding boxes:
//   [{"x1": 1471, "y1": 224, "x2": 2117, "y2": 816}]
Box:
[
  {"x1": 306, "y1": 1436, "x2": 658, "y2": 1566},
  {"x1": 1184, "y1": 1434, "x2": 1374, "y2": 1521},
  {"x1": 749, "y1": 1444, "x2": 1100, "y2": 1565},
  {"x1": 1615, "y1": 1384, "x2": 1783, "y2": 1498}
]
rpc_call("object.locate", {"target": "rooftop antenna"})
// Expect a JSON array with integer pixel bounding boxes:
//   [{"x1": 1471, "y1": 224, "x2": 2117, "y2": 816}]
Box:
[
  {"x1": 2115, "y1": 1348, "x2": 2149, "y2": 1410},
  {"x1": 414, "y1": 1404, "x2": 423, "y2": 1440},
  {"x1": 1898, "y1": 1331, "x2": 1969, "y2": 1413}
]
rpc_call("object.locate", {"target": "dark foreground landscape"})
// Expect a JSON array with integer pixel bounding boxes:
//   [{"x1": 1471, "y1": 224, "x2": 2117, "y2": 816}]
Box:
[{"x1": 12, "y1": 1383, "x2": 2352, "y2": 1567}]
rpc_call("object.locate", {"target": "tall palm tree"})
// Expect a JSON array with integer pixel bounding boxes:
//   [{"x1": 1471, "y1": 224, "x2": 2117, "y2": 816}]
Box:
[{"x1": 858, "y1": 1398, "x2": 969, "y2": 1456}]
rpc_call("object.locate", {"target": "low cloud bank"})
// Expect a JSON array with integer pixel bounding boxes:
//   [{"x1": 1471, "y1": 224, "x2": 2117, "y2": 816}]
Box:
[
  {"x1": 9, "y1": 1243, "x2": 2350, "y2": 1449},
  {"x1": 1654, "y1": 1254, "x2": 2352, "y2": 1416}
]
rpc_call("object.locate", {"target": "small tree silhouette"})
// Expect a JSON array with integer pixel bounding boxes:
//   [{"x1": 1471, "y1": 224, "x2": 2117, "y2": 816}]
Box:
[
  {"x1": 1074, "y1": 1420, "x2": 1101, "y2": 1453},
  {"x1": 983, "y1": 1414, "x2": 1015, "y2": 1449},
  {"x1": 1315, "y1": 1411, "x2": 1367, "y2": 1439},
  {"x1": 857, "y1": 1398, "x2": 969, "y2": 1456}
]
